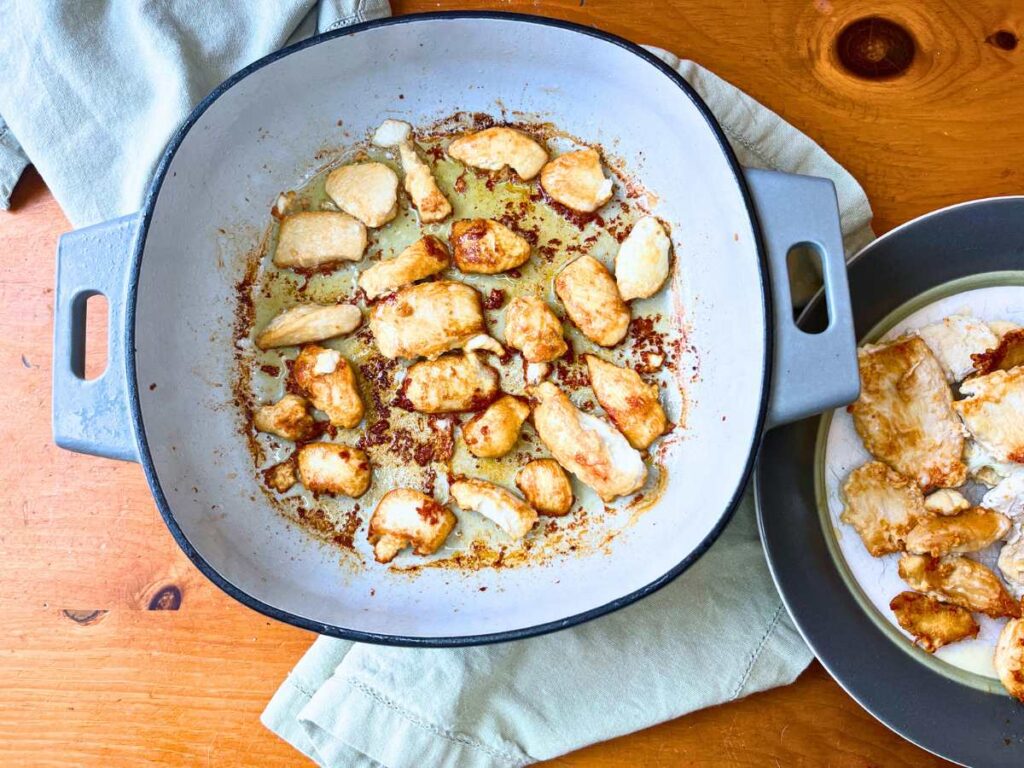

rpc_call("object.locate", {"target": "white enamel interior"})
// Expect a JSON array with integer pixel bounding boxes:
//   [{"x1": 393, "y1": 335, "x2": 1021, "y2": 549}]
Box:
[{"x1": 133, "y1": 17, "x2": 766, "y2": 639}]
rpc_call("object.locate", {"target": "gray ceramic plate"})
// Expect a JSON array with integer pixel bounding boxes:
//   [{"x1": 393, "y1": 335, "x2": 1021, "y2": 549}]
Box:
[{"x1": 756, "y1": 196, "x2": 1024, "y2": 767}]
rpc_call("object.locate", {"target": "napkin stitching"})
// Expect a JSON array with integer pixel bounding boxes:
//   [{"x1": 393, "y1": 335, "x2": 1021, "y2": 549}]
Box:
[
  {"x1": 717, "y1": 123, "x2": 780, "y2": 173},
  {"x1": 730, "y1": 602, "x2": 785, "y2": 700}
]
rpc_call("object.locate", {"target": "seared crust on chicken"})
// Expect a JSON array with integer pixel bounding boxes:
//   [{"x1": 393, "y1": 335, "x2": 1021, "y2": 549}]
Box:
[
  {"x1": 297, "y1": 442, "x2": 371, "y2": 497},
  {"x1": 898, "y1": 553, "x2": 1021, "y2": 619},
  {"x1": 540, "y1": 148, "x2": 613, "y2": 213},
  {"x1": 840, "y1": 461, "x2": 929, "y2": 557},
  {"x1": 400, "y1": 353, "x2": 500, "y2": 414},
  {"x1": 358, "y1": 236, "x2": 449, "y2": 300},
  {"x1": 447, "y1": 127, "x2": 548, "y2": 180},
  {"x1": 850, "y1": 336, "x2": 966, "y2": 491},
  {"x1": 889, "y1": 591, "x2": 979, "y2": 653},
  {"x1": 462, "y1": 395, "x2": 531, "y2": 458},
  {"x1": 367, "y1": 488, "x2": 456, "y2": 563},
  {"x1": 254, "y1": 394, "x2": 317, "y2": 442},
  {"x1": 615, "y1": 216, "x2": 671, "y2": 301},
  {"x1": 372, "y1": 119, "x2": 452, "y2": 223},
  {"x1": 516, "y1": 459, "x2": 574, "y2": 517},
  {"x1": 325, "y1": 162, "x2": 399, "y2": 228},
  {"x1": 996, "y1": 618, "x2": 1024, "y2": 702},
  {"x1": 916, "y1": 314, "x2": 997, "y2": 382},
  {"x1": 264, "y1": 458, "x2": 298, "y2": 493},
  {"x1": 585, "y1": 354, "x2": 668, "y2": 450},
  {"x1": 955, "y1": 366, "x2": 1024, "y2": 464},
  {"x1": 450, "y1": 219, "x2": 531, "y2": 274},
  {"x1": 503, "y1": 296, "x2": 567, "y2": 363},
  {"x1": 369, "y1": 280, "x2": 486, "y2": 360},
  {"x1": 555, "y1": 255, "x2": 630, "y2": 347},
  {"x1": 924, "y1": 489, "x2": 971, "y2": 516},
  {"x1": 449, "y1": 478, "x2": 538, "y2": 539},
  {"x1": 973, "y1": 329, "x2": 1024, "y2": 376},
  {"x1": 292, "y1": 345, "x2": 364, "y2": 429},
  {"x1": 274, "y1": 211, "x2": 367, "y2": 269},
  {"x1": 904, "y1": 507, "x2": 1011, "y2": 557},
  {"x1": 256, "y1": 303, "x2": 362, "y2": 349}
]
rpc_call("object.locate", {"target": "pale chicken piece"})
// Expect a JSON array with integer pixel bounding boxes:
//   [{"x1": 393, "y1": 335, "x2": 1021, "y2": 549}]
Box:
[
  {"x1": 256, "y1": 303, "x2": 362, "y2": 349},
  {"x1": 585, "y1": 354, "x2": 669, "y2": 450},
  {"x1": 263, "y1": 458, "x2": 298, "y2": 493},
  {"x1": 898, "y1": 553, "x2": 1021, "y2": 618},
  {"x1": 904, "y1": 507, "x2": 1011, "y2": 557},
  {"x1": 999, "y1": 533, "x2": 1024, "y2": 586},
  {"x1": 989, "y1": 321, "x2": 1022, "y2": 339},
  {"x1": 525, "y1": 362, "x2": 552, "y2": 384},
  {"x1": 982, "y1": 472, "x2": 1024, "y2": 521},
  {"x1": 369, "y1": 280, "x2": 486, "y2": 360},
  {"x1": 973, "y1": 328, "x2": 1024, "y2": 376},
  {"x1": 955, "y1": 366, "x2": 1024, "y2": 463},
  {"x1": 253, "y1": 394, "x2": 317, "y2": 442},
  {"x1": 292, "y1": 345, "x2": 364, "y2": 428},
  {"x1": 324, "y1": 162, "x2": 399, "y2": 227},
  {"x1": 446, "y1": 126, "x2": 548, "y2": 180},
  {"x1": 503, "y1": 296, "x2": 567, "y2": 363},
  {"x1": 923, "y1": 489, "x2": 971, "y2": 516},
  {"x1": 888, "y1": 591, "x2": 979, "y2": 653},
  {"x1": 555, "y1": 255, "x2": 630, "y2": 347},
  {"x1": 996, "y1": 617, "x2": 1024, "y2": 703},
  {"x1": 400, "y1": 353, "x2": 499, "y2": 414},
  {"x1": 367, "y1": 489, "x2": 457, "y2": 563},
  {"x1": 449, "y1": 478, "x2": 538, "y2": 540},
  {"x1": 840, "y1": 461, "x2": 929, "y2": 557},
  {"x1": 916, "y1": 314, "x2": 997, "y2": 382},
  {"x1": 530, "y1": 381, "x2": 647, "y2": 502},
  {"x1": 540, "y1": 148, "x2": 614, "y2": 213},
  {"x1": 965, "y1": 440, "x2": 1019, "y2": 488},
  {"x1": 516, "y1": 459, "x2": 574, "y2": 517},
  {"x1": 850, "y1": 336, "x2": 966, "y2": 491},
  {"x1": 372, "y1": 119, "x2": 452, "y2": 223},
  {"x1": 462, "y1": 395, "x2": 531, "y2": 458},
  {"x1": 615, "y1": 216, "x2": 672, "y2": 301},
  {"x1": 463, "y1": 333, "x2": 505, "y2": 357},
  {"x1": 273, "y1": 211, "x2": 367, "y2": 269},
  {"x1": 450, "y1": 219, "x2": 531, "y2": 274},
  {"x1": 296, "y1": 442, "x2": 371, "y2": 497},
  {"x1": 358, "y1": 235, "x2": 449, "y2": 300}
]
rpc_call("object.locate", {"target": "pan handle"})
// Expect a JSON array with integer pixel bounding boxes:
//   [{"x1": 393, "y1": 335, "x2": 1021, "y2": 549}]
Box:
[
  {"x1": 52, "y1": 214, "x2": 140, "y2": 461},
  {"x1": 743, "y1": 169, "x2": 859, "y2": 429}
]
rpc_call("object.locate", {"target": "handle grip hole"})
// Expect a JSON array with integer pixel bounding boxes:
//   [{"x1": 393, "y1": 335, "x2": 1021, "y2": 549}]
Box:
[
  {"x1": 787, "y1": 242, "x2": 829, "y2": 333},
  {"x1": 70, "y1": 292, "x2": 109, "y2": 380}
]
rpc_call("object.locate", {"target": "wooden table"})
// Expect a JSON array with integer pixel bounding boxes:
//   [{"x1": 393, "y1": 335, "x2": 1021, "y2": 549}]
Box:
[{"x1": 2, "y1": 1, "x2": 1021, "y2": 764}]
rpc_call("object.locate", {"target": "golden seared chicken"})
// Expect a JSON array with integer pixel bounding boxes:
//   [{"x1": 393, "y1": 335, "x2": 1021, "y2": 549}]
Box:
[
  {"x1": 273, "y1": 211, "x2": 367, "y2": 269},
  {"x1": 540, "y1": 148, "x2": 613, "y2": 213},
  {"x1": 367, "y1": 489, "x2": 457, "y2": 563},
  {"x1": 904, "y1": 508, "x2": 1010, "y2": 557},
  {"x1": 850, "y1": 336, "x2": 966, "y2": 491},
  {"x1": 888, "y1": 591, "x2": 979, "y2": 653},
  {"x1": 296, "y1": 442, "x2": 371, "y2": 497},
  {"x1": 555, "y1": 255, "x2": 630, "y2": 347},
  {"x1": 996, "y1": 618, "x2": 1024, "y2": 702},
  {"x1": 923, "y1": 489, "x2": 971, "y2": 516},
  {"x1": 450, "y1": 219, "x2": 531, "y2": 274},
  {"x1": 358, "y1": 236, "x2": 449, "y2": 300},
  {"x1": 264, "y1": 458, "x2": 298, "y2": 493},
  {"x1": 898, "y1": 553, "x2": 1021, "y2": 618},
  {"x1": 324, "y1": 162, "x2": 399, "y2": 227},
  {"x1": 292, "y1": 345, "x2": 364, "y2": 428},
  {"x1": 253, "y1": 394, "x2": 317, "y2": 442},
  {"x1": 973, "y1": 328, "x2": 1024, "y2": 375},
  {"x1": 369, "y1": 280, "x2": 487, "y2": 360},
  {"x1": 585, "y1": 354, "x2": 668, "y2": 450},
  {"x1": 999, "y1": 535, "x2": 1024, "y2": 586},
  {"x1": 462, "y1": 395, "x2": 531, "y2": 458},
  {"x1": 449, "y1": 478, "x2": 538, "y2": 539},
  {"x1": 615, "y1": 216, "x2": 672, "y2": 301},
  {"x1": 400, "y1": 353, "x2": 499, "y2": 414},
  {"x1": 955, "y1": 366, "x2": 1024, "y2": 464},
  {"x1": 256, "y1": 303, "x2": 362, "y2": 349},
  {"x1": 840, "y1": 461, "x2": 929, "y2": 557},
  {"x1": 373, "y1": 119, "x2": 452, "y2": 223},
  {"x1": 503, "y1": 296, "x2": 567, "y2": 363},
  {"x1": 516, "y1": 459, "x2": 574, "y2": 516},
  {"x1": 916, "y1": 314, "x2": 997, "y2": 382},
  {"x1": 531, "y1": 381, "x2": 646, "y2": 501},
  {"x1": 447, "y1": 126, "x2": 548, "y2": 180}
]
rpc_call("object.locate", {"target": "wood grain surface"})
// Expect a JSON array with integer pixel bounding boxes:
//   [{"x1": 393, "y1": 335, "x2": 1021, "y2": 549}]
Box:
[{"x1": 1, "y1": 0, "x2": 1022, "y2": 765}]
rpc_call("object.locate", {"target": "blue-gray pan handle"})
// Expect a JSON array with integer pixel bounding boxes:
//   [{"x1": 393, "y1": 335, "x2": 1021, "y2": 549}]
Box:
[
  {"x1": 743, "y1": 169, "x2": 860, "y2": 429},
  {"x1": 52, "y1": 214, "x2": 139, "y2": 461}
]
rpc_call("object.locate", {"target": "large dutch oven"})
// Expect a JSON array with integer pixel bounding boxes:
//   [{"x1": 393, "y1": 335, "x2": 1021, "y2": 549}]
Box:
[{"x1": 52, "y1": 12, "x2": 858, "y2": 645}]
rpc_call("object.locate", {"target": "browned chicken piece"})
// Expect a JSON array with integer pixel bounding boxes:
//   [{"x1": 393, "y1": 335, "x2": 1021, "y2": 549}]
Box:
[
  {"x1": 372, "y1": 119, "x2": 452, "y2": 223},
  {"x1": 540, "y1": 148, "x2": 613, "y2": 213},
  {"x1": 462, "y1": 395, "x2": 531, "y2": 458},
  {"x1": 923, "y1": 489, "x2": 971, "y2": 516},
  {"x1": 905, "y1": 507, "x2": 1011, "y2": 557},
  {"x1": 850, "y1": 336, "x2": 966, "y2": 491},
  {"x1": 296, "y1": 442, "x2": 371, "y2": 497},
  {"x1": 324, "y1": 162, "x2": 399, "y2": 228},
  {"x1": 585, "y1": 354, "x2": 668, "y2": 450},
  {"x1": 531, "y1": 381, "x2": 646, "y2": 502},
  {"x1": 555, "y1": 255, "x2": 630, "y2": 347},
  {"x1": 450, "y1": 219, "x2": 531, "y2": 274},
  {"x1": 449, "y1": 478, "x2": 538, "y2": 539},
  {"x1": 615, "y1": 216, "x2": 672, "y2": 301},
  {"x1": 955, "y1": 366, "x2": 1024, "y2": 464},
  {"x1": 292, "y1": 345, "x2": 364, "y2": 428},
  {"x1": 898, "y1": 553, "x2": 1021, "y2": 619},
  {"x1": 256, "y1": 303, "x2": 362, "y2": 349},
  {"x1": 916, "y1": 314, "x2": 997, "y2": 383},
  {"x1": 367, "y1": 489, "x2": 457, "y2": 563},
  {"x1": 400, "y1": 353, "x2": 499, "y2": 414},
  {"x1": 516, "y1": 459, "x2": 574, "y2": 516},
  {"x1": 253, "y1": 394, "x2": 317, "y2": 442},
  {"x1": 503, "y1": 296, "x2": 567, "y2": 363},
  {"x1": 273, "y1": 211, "x2": 367, "y2": 269},
  {"x1": 888, "y1": 591, "x2": 979, "y2": 653},
  {"x1": 996, "y1": 616, "x2": 1024, "y2": 702},
  {"x1": 358, "y1": 236, "x2": 449, "y2": 300},
  {"x1": 264, "y1": 457, "x2": 298, "y2": 493},
  {"x1": 447, "y1": 126, "x2": 548, "y2": 180},
  {"x1": 840, "y1": 461, "x2": 929, "y2": 557},
  {"x1": 369, "y1": 280, "x2": 486, "y2": 360},
  {"x1": 973, "y1": 328, "x2": 1024, "y2": 375}
]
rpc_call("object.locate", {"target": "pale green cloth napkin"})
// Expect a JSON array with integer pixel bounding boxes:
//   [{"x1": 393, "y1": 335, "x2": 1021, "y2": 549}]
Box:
[{"x1": 0, "y1": 4, "x2": 875, "y2": 766}]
